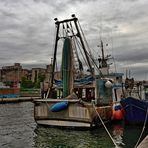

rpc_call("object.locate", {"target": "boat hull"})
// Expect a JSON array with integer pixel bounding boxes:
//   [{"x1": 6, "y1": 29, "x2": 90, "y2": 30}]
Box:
[
  {"x1": 0, "y1": 88, "x2": 20, "y2": 98},
  {"x1": 120, "y1": 97, "x2": 148, "y2": 124},
  {"x1": 34, "y1": 99, "x2": 112, "y2": 128}
]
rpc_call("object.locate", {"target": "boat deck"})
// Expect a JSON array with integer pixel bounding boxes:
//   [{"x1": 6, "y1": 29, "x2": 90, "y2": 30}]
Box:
[
  {"x1": 137, "y1": 135, "x2": 148, "y2": 148},
  {"x1": 34, "y1": 99, "x2": 80, "y2": 103}
]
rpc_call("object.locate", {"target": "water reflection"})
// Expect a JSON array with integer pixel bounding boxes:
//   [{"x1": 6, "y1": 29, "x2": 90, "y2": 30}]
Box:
[
  {"x1": 34, "y1": 123, "x2": 148, "y2": 148},
  {"x1": 111, "y1": 122, "x2": 148, "y2": 148},
  {"x1": 34, "y1": 126, "x2": 114, "y2": 148},
  {"x1": 112, "y1": 124, "x2": 125, "y2": 147},
  {"x1": 0, "y1": 102, "x2": 147, "y2": 148}
]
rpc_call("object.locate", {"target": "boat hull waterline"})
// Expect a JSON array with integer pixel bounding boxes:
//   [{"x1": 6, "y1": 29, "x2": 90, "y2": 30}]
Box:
[
  {"x1": 120, "y1": 97, "x2": 148, "y2": 124},
  {"x1": 34, "y1": 99, "x2": 112, "y2": 128}
]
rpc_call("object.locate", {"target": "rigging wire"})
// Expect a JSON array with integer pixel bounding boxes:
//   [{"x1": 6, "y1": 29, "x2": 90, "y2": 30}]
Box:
[
  {"x1": 109, "y1": 29, "x2": 117, "y2": 74},
  {"x1": 62, "y1": 23, "x2": 65, "y2": 38},
  {"x1": 77, "y1": 20, "x2": 93, "y2": 56},
  {"x1": 71, "y1": 21, "x2": 103, "y2": 77},
  {"x1": 77, "y1": 20, "x2": 105, "y2": 77},
  {"x1": 51, "y1": 24, "x2": 57, "y2": 61},
  {"x1": 70, "y1": 20, "x2": 102, "y2": 76},
  {"x1": 75, "y1": 38, "x2": 90, "y2": 69},
  {"x1": 69, "y1": 22, "x2": 90, "y2": 71},
  {"x1": 96, "y1": 15, "x2": 115, "y2": 75},
  {"x1": 69, "y1": 22, "x2": 80, "y2": 61}
]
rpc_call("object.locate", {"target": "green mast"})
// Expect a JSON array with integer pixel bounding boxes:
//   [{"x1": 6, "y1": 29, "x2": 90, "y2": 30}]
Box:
[{"x1": 62, "y1": 38, "x2": 73, "y2": 97}]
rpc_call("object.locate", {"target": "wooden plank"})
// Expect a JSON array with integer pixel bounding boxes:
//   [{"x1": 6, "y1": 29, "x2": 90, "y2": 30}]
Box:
[
  {"x1": 68, "y1": 105, "x2": 90, "y2": 119},
  {"x1": 35, "y1": 104, "x2": 48, "y2": 117},
  {"x1": 137, "y1": 135, "x2": 148, "y2": 148}
]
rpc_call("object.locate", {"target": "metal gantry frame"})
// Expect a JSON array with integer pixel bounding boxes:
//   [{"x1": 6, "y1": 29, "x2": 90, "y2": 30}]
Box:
[{"x1": 50, "y1": 14, "x2": 93, "y2": 88}]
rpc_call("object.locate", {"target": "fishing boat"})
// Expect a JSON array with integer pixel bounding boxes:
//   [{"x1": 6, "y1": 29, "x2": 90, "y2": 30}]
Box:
[
  {"x1": 120, "y1": 81, "x2": 148, "y2": 124},
  {"x1": 33, "y1": 15, "x2": 121, "y2": 128},
  {"x1": 120, "y1": 97, "x2": 148, "y2": 124}
]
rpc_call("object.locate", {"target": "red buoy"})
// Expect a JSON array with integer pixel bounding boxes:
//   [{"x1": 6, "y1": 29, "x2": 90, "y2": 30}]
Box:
[{"x1": 112, "y1": 109, "x2": 125, "y2": 120}]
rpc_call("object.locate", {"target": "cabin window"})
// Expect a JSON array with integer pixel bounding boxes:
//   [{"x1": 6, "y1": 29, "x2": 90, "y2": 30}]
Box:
[
  {"x1": 73, "y1": 88, "x2": 95, "y2": 101},
  {"x1": 86, "y1": 88, "x2": 95, "y2": 101},
  {"x1": 73, "y1": 88, "x2": 82, "y2": 99},
  {"x1": 81, "y1": 88, "x2": 95, "y2": 102},
  {"x1": 82, "y1": 89, "x2": 86, "y2": 99}
]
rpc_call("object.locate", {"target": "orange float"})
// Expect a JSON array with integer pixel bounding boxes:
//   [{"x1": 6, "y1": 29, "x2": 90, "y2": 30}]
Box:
[{"x1": 112, "y1": 105, "x2": 125, "y2": 120}]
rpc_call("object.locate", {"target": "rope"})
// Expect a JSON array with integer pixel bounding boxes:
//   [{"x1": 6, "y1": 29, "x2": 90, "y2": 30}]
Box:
[
  {"x1": 43, "y1": 87, "x2": 50, "y2": 109},
  {"x1": 92, "y1": 101, "x2": 119, "y2": 148},
  {"x1": 134, "y1": 107, "x2": 148, "y2": 148},
  {"x1": 77, "y1": 20, "x2": 106, "y2": 77},
  {"x1": 77, "y1": 20, "x2": 92, "y2": 56},
  {"x1": 68, "y1": 22, "x2": 90, "y2": 70}
]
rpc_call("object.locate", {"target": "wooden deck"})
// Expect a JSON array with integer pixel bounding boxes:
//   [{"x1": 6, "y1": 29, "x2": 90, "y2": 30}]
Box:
[{"x1": 137, "y1": 135, "x2": 148, "y2": 148}]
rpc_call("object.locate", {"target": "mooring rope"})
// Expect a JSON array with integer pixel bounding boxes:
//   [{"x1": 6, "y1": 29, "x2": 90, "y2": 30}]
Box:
[
  {"x1": 92, "y1": 102, "x2": 119, "y2": 148},
  {"x1": 44, "y1": 87, "x2": 51, "y2": 109},
  {"x1": 134, "y1": 107, "x2": 148, "y2": 148}
]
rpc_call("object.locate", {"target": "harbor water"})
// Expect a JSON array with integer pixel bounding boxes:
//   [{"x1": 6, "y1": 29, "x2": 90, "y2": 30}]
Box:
[{"x1": 0, "y1": 102, "x2": 147, "y2": 148}]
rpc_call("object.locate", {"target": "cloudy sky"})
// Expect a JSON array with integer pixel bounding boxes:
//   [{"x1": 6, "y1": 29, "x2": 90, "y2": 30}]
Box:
[{"x1": 0, "y1": 0, "x2": 148, "y2": 80}]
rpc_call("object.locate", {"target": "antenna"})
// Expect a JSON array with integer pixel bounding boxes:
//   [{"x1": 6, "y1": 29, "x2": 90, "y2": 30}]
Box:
[{"x1": 129, "y1": 69, "x2": 131, "y2": 79}]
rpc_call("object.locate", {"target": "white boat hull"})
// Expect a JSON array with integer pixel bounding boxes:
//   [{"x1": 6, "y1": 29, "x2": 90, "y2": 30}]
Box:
[{"x1": 34, "y1": 99, "x2": 112, "y2": 128}]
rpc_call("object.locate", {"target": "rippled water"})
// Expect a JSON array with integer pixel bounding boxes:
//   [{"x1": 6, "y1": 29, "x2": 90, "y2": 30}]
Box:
[
  {"x1": 34, "y1": 126, "x2": 114, "y2": 148},
  {"x1": 0, "y1": 102, "x2": 147, "y2": 148},
  {"x1": 0, "y1": 102, "x2": 36, "y2": 148}
]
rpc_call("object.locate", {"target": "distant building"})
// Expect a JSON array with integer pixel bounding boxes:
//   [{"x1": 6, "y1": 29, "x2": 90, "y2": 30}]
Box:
[
  {"x1": 0, "y1": 63, "x2": 61, "y2": 86},
  {"x1": 0, "y1": 63, "x2": 32, "y2": 83},
  {"x1": 1, "y1": 63, "x2": 22, "y2": 83},
  {"x1": 22, "y1": 69, "x2": 32, "y2": 80},
  {"x1": 31, "y1": 68, "x2": 46, "y2": 83},
  {"x1": 44, "y1": 64, "x2": 52, "y2": 83}
]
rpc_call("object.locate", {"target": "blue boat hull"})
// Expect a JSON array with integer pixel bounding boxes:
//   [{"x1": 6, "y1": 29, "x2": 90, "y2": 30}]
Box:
[{"x1": 120, "y1": 97, "x2": 148, "y2": 124}]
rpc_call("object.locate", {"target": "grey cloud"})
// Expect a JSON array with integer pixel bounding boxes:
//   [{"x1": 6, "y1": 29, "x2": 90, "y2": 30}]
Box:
[{"x1": 0, "y1": 0, "x2": 148, "y2": 80}]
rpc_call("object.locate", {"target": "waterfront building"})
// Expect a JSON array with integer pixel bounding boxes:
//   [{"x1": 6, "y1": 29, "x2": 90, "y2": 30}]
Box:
[
  {"x1": 1, "y1": 63, "x2": 22, "y2": 83},
  {"x1": 0, "y1": 63, "x2": 61, "y2": 88}
]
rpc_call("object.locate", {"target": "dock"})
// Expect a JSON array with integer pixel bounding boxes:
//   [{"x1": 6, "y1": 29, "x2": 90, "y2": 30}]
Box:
[
  {"x1": 137, "y1": 135, "x2": 148, "y2": 148},
  {"x1": 0, "y1": 97, "x2": 40, "y2": 103}
]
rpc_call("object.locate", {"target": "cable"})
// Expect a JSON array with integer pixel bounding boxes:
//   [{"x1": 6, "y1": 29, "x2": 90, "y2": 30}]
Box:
[{"x1": 92, "y1": 101, "x2": 119, "y2": 148}]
